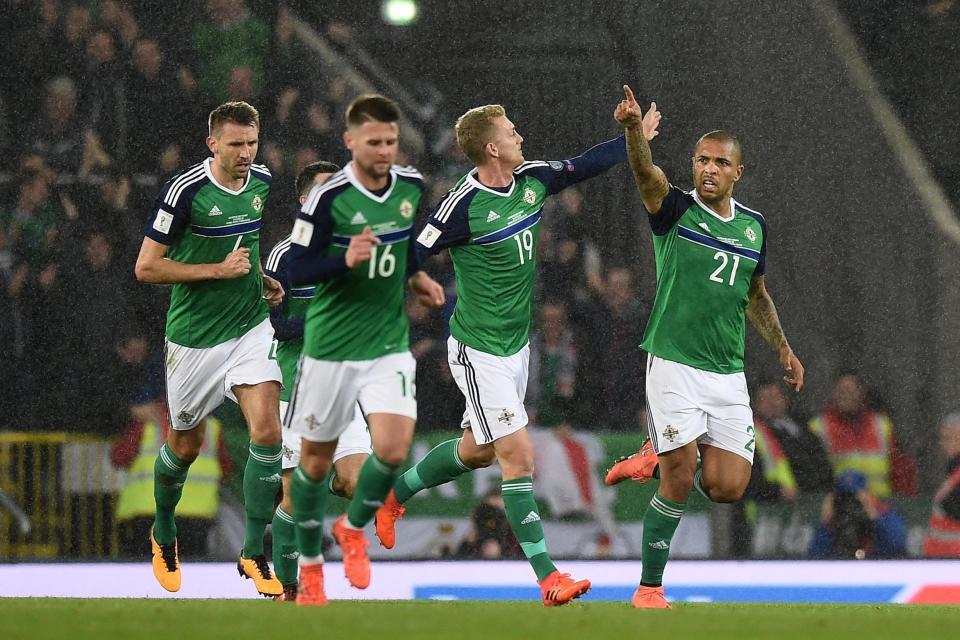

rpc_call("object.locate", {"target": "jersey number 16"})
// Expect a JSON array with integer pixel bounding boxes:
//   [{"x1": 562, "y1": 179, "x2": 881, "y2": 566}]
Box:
[{"x1": 367, "y1": 244, "x2": 397, "y2": 279}]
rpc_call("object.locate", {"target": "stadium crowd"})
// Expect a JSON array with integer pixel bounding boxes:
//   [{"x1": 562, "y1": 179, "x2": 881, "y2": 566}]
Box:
[
  {"x1": 0, "y1": 1, "x2": 650, "y2": 437},
  {"x1": 1, "y1": 1, "x2": 958, "y2": 562}
]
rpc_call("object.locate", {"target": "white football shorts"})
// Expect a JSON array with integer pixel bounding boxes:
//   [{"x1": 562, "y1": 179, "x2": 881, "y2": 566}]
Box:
[
  {"x1": 165, "y1": 318, "x2": 282, "y2": 431},
  {"x1": 285, "y1": 351, "x2": 417, "y2": 443},
  {"x1": 279, "y1": 400, "x2": 371, "y2": 470},
  {"x1": 447, "y1": 336, "x2": 529, "y2": 445},
  {"x1": 644, "y1": 354, "x2": 755, "y2": 462}
]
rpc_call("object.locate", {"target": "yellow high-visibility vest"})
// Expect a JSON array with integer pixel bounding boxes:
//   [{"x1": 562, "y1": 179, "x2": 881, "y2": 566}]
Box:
[
  {"x1": 809, "y1": 410, "x2": 891, "y2": 497},
  {"x1": 114, "y1": 417, "x2": 222, "y2": 521}
]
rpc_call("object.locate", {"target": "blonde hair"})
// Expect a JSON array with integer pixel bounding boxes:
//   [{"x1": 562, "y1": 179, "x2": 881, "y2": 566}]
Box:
[{"x1": 455, "y1": 104, "x2": 505, "y2": 165}]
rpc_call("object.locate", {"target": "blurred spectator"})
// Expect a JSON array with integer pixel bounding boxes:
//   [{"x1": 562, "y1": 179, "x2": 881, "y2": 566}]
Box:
[
  {"x1": 575, "y1": 267, "x2": 648, "y2": 430},
  {"x1": 100, "y1": 0, "x2": 141, "y2": 51},
  {"x1": 1, "y1": 165, "x2": 58, "y2": 261},
  {"x1": 112, "y1": 413, "x2": 231, "y2": 559},
  {"x1": 923, "y1": 413, "x2": 960, "y2": 557},
  {"x1": 54, "y1": 3, "x2": 94, "y2": 81},
  {"x1": 752, "y1": 382, "x2": 833, "y2": 496},
  {"x1": 539, "y1": 187, "x2": 602, "y2": 306},
  {"x1": 455, "y1": 487, "x2": 521, "y2": 560},
  {"x1": 125, "y1": 38, "x2": 200, "y2": 173},
  {"x1": 25, "y1": 77, "x2": 87, "y2": 173},
  {"x1": 528, "y1": 301, "x2": 577, "y2": 428},
  {"x1": 809, "y1": 374, "x2": 917, "y2": 497},
  {"x1": 808, "y1": 470, "x2": 907, "y2": 559},
  {"x1": 58, "y1": 226, "x2": 136, "y2": 434},
  {"x1": 190, "y1": 0, "x2": 270, "y2": 107},
  {"x1": 81, "y1": 30, "x2": 126, "y2": 161}
]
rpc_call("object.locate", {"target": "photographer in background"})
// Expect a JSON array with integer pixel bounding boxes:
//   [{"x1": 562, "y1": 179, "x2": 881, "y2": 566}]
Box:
[{"x1": 809, "y1": 470, "x2": 907, "y2": 559}]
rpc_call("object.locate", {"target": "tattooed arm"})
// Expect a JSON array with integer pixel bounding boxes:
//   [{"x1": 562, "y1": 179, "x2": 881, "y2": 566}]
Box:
[
  {"x1": 614, "y1": 85, "x2": 670, "y2": 215},
  {"x1": 748, "y1": 275, "x2": 805, "y2": 391}
]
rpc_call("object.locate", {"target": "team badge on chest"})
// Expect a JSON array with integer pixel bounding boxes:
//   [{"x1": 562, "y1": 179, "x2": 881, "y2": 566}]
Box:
[
  {"x1": 251, "y1": 194, "x2": 263, "y2": 212},
  {"x1": 744, "y1": 227, "x2": 756, "y2": 243},
  {"x1": 400, "y1": 199, "x2": 414, "y2": 219},
  {"x1": 523, "y1": 187, "x2": 536, "y2": 205}
]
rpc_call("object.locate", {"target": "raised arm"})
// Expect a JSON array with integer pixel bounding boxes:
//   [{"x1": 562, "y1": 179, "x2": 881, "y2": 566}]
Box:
[
  {"x1": 614, "y1": 85, "x2": 670, "y2": 215},
  {"x1": 747, "y1": 275, "x2": 804, "y2": 391}
]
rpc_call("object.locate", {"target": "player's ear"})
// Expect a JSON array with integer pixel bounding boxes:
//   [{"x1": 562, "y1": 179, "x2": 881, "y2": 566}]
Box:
[
  {"x1": 343, "y1": 130, "x2": 353, "y2": 151},
  {"x1": 206, "y1": 135, "x2": 217, "y2": 155},
  {"x1": 486, "y1": 141, "x2": 498, "y2": 160},
  {"x1": 734, "y1": 164, "x2": 744, "y2": 182}
]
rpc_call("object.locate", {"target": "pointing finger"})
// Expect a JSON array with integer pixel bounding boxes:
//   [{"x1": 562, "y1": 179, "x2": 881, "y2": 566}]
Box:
[{"x1": 623, "y1": 84, "x2": 637, "y2": 104}]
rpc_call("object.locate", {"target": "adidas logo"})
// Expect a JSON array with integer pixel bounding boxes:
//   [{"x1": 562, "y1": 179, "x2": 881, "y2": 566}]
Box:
[
  {"x1": 259, "y1": 474, "x2": 282, "y2": 483},
  {"x1": 520, "y1": 511, "x2": 541, "y2": 525},
  {"x1": 648, "y1": 540, "x2": 669, "y2": 550},
  {"x1": 486, "y1": 210, "x2": 501, "y2": 223},
  {"x1": 698, "y1": 222, "x2": 710, "y2": 233},
  {"x1": 209, "y1": 205, "x2": 223, "y2": 216},
  {"x1": 298, "y1": 519, "x2": 322, "y2": 529},
  {"x1": 351, "y1": 212, "x2": 368, "y2": 225}
]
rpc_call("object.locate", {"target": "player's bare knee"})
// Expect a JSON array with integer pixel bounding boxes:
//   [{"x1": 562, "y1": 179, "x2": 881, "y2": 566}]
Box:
[
  {"x1": 248, "y1": 421, "x2": 281, "y2": 447},
  {"x1": 168, "y1": 438, "x2": 201, "y2": 464},
  {"x1": 460, "y1": 446, "x2": 496, "y2": 469},
  {"x1": 710, "y1": 481, "x2": 747, "y2": 503},
  {"x1": 299, "y1": 455, "x2": 332, "y2": 481},
  {"x1": 374, "y1": 442, "x2": 410, "y2": 466}
]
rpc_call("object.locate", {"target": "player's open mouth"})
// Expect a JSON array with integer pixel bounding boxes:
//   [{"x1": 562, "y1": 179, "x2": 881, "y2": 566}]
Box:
[{"x1": 702, "y1": 179, "x2": 717, "y2": 190}]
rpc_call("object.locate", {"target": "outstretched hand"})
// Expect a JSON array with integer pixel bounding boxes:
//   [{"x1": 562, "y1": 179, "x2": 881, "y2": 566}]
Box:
[
  {"x1": 615, "y1": 85, "x2": 661, "y2": 142},
  {"x1": 780, "y1": 345, "x2": 805, "y2": 392}
]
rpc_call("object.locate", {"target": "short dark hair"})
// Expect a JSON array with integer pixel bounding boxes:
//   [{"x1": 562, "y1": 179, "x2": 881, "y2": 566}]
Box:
[
  {"x1": 697, "y1": 130, "x2": 743, "y2": 164},
  {"x1": 295, "y1": 161, "x2": 341, "y2": 198},
  {"x1": 345, "y1": 94, "x2": 400, "y2": 128},
  {"x1": 208, "y1": 101, "x2": 260, "y2": 136}
]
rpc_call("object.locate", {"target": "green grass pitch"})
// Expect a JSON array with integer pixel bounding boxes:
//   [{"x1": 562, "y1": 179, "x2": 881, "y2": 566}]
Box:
[{"x1": 2, "y1": 599, "x2": 960, "y2": 640}]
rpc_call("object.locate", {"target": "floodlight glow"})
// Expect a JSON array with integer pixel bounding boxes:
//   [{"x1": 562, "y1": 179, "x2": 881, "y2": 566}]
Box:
[{"x1": 382, "y1": 0, "x2": 418, "y2": 25}]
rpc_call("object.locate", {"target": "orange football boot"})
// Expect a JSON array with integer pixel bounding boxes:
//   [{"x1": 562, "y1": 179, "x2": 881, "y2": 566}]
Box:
[
  {"x1": 150, "y1": 528, "x2": 181, "y2": 592},
  {"x1": 539, "y1": 571, "x2": 591, "y2": 606},
  {"x1": 333, "y1": 515, "x2": 371, "y2": 589},
  {"x1": 631, "y1": 585, "x2": 671, "y2": 609},
  {"x1": 374, "y1": 489, "x2": 405, "y2": 549},
  {"x1": 605, "y1": 439, "x2": 659, "y2": 486},
  {"x1": 296, "y1": 563, "x2": 328, "y2": 607}
]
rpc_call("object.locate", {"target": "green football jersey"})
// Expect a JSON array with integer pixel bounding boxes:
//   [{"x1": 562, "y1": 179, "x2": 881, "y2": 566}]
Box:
[
  {"x1": 263, "y1": 236, "x2": 312, "y2": 402},
  {"x1": 641, "y1": 186, "x2": 768, "y2": 373},
  {"x1": 287, "y1": 163, "x2": 423, "y2": 361},
  {"x1": 415, "y1": 137, "x2": 627, "y2": 357},
  {"x1": 143, "y1": 158, "x2": 271, "y2": 349}
]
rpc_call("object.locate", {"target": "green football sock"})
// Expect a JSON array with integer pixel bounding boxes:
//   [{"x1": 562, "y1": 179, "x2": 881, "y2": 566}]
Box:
[
  {"x1": 326, "y1": 470, "x2": 343, "y2": 498},
  {"x1": 153, "y1": 442, "x2": 191, "y2": 545},
  {"x1": 241, "y1": 442, "x2": 282, "y2": 558},
  {"x1": 693, "y1": 466, "x2": 711, "y2": 500},
  {"x1": 346, "y1": 453, "x2": 401, "y2": 528},
  {"x1": 292, "y1": 465, "x2": 328, "y2": 560},
  {"x1": 271, "y1": 506, "x2": 298, "y2": 586},
  {"x1": 640, "y1": 493, "x2": 686, "y2": 586},
  {"x1": 394, "y1": 438, "x2": 470, "y2": 504},
  {"x1": 502, "y1": 477, "x2": 556, "y2": 581}
]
